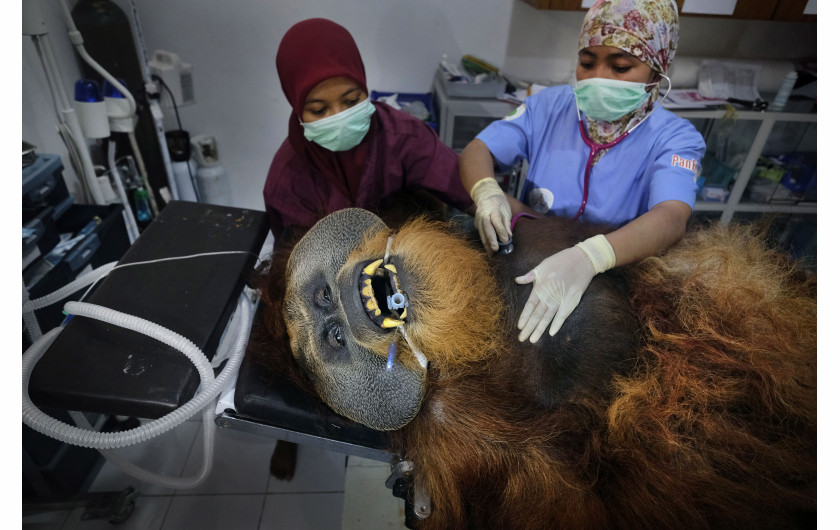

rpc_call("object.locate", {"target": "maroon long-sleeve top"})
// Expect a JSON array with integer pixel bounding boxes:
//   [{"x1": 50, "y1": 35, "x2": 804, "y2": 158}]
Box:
[{"x1": 263, "y1": 101, "x2": 471, "y2": 237}]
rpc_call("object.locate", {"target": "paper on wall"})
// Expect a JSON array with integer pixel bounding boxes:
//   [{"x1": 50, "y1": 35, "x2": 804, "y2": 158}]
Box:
[
  {"x1": 697, "y1": 60, "x2": 762, "y2": 101},
  {"x1": 663, "y1": 89, "x2": 729, "y2": 109},
  {"x1": 583, "y1": 0, "x2": 742, "y2": 15},
  {"x1": 682, "y1": 0, "x2": 736, "y2": 15}
]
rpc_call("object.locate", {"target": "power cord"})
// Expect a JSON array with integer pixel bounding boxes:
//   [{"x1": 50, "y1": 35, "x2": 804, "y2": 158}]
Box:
[{"x1": 151, "y1": 73, "x2": 201, "y2": 201}]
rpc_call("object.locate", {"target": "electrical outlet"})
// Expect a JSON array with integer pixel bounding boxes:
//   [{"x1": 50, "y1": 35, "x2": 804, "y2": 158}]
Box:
[
  {"x1": 179, "y1": 69, "x2": 194, "y2": 106},
  {"x1": 149, "y1": 50, "x2": 195, "y2": 108}
]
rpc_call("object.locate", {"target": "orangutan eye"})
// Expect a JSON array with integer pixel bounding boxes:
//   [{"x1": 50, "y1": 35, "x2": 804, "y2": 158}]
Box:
[
  {"x1": 315, "y1": 285, "x2": 332, "y2": 308},
  {"x1": 326, "y1": 321, "x2": 345, "y2": 348}
]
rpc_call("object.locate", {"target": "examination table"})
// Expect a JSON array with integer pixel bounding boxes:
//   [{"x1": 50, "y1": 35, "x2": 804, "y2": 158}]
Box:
[{"x1": 26, "y1": 200, "x2": 405, "y2": 523}]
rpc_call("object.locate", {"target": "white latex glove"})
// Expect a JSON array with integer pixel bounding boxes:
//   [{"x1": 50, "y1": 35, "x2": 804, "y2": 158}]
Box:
[
  {"x1": 470, "y1": 177, "x2": 512, "y2": 254},
  {"x1": 515, "y1": 234, "x2": 615, "y2": 343}
]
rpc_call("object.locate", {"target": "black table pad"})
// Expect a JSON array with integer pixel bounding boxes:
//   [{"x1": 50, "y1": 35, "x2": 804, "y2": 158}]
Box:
[
  {"x1": 29, "y1": 201, "x2": 269, "y2": 419},
  {"x1": 230, "y1": 304, "x2": 390, "y2": 452}
]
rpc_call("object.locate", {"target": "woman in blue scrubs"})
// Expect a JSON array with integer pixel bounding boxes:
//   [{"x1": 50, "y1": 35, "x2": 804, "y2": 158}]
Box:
[{"x1": 459, "y1": 0, "x2": 705, "y2": 344}]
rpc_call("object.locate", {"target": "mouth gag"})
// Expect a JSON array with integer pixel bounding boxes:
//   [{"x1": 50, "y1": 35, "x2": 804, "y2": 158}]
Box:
[{"x1": 357, "y1": 235, "x2": 427, "y2": 371}]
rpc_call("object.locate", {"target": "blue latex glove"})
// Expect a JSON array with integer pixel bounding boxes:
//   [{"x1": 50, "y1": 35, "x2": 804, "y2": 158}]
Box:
[{"x1": 515, "y1": 235, "x2": 615, "y2": 343}]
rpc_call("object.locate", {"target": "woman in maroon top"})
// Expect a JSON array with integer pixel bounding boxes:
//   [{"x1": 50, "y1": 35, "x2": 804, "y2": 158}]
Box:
[
  {"x1": 264, "y1": 17, "x2": 470, "y2": 480},
  {"x1": 264, "y1": 17, "x2": 471, "y2": 241}
]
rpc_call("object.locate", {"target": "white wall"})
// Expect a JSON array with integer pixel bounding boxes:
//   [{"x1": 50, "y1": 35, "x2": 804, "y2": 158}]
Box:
[
  {"x1": 22, "y1": 0, "x2": 816, "y2": 213},
  {"x1": 120, "y1": 0, "x2": 514, "y2": 211},
  {"x1": 23, "y1": 0, "x2": 513, "y2": 211}
]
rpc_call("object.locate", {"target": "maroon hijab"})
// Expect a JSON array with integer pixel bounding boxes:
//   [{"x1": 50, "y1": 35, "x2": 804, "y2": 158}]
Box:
[{"x1": 275, "y1": 18, "x2": 373, "y2": 200}]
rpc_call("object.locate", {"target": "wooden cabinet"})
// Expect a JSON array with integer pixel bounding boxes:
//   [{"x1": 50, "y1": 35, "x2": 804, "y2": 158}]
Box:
[
  {"x1": 728, "y1": 0, "x2": 778, "y2": 20},
  {"x1": 522, "y1": 0, "x2": 582, "y2": 9},
  {"x1": 521, "y1": 0, "x2": 816, "y2": 22},
  {"x1": 771, "y1": 0, "x2": 817, "y2": 22}
]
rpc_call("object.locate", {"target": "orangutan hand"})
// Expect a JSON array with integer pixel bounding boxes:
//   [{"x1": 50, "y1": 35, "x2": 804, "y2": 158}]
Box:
[
  {"x1": 470, "y1": 177, "x2": 512, "y2": 254},
  {"x1": 515, "y1": 235, "x2": 615, "y2": 343}
]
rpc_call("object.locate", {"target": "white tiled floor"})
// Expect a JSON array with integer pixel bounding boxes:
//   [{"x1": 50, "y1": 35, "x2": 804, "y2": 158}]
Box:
[{"x1": 23, "y1": 417, "x2": 405, "y2": 529}]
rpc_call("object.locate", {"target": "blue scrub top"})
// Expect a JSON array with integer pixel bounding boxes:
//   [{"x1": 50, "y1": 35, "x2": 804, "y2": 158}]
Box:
[{"x1": 477, "y1": 85, "x2": 706, "y2": 227}]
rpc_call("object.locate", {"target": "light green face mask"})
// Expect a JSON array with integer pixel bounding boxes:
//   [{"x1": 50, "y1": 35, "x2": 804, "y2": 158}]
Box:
[
  {"x1": 573, "y1": 78, "x2": 656, "y2": 122},
  {"x1": 301, "y1": 98, "x2": 376, "y2": 152}
]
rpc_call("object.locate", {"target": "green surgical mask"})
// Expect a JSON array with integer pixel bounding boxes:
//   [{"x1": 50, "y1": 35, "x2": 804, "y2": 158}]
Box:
[
  {"x1": 573, "y1": 78, "x2": 656, "y2": 122},
  {"x1": 301, "y1": 98, "x2": 376, "y2": 152}
]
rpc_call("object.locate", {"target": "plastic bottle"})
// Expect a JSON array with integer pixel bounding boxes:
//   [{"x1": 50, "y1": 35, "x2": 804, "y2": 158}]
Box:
[
  {"x1": 73, "y1": 79, "x2": 110, "y2": 139},
  {"x1": 769, "y1": 71, "x2": 798, "y2": 112},
  {"x1": 171, "y1": 158, "x2": 198, "y2": 201},
  {"x1": 133, "y1": 188, "x2": 152, "y2": 223},
  {"x1": 191, "y1": 135, "x2": 231, "y2": 206}
]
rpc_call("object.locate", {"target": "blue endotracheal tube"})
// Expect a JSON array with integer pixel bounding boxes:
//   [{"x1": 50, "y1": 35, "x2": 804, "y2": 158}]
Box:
[{"x1": 386, "y1": 340, "x2": 397, "y2": 371}]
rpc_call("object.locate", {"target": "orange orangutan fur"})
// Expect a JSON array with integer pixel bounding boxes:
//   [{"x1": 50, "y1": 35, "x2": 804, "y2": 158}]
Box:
[
  {"x1": 605, "y1": 222, "x2": 817, "y2": 526},
  {"x1": 255, "y1": 216, "x2": 816, "y2": 529},
  {"x1": 345, "y1": 217, "x2": 506, "y2": 374}
]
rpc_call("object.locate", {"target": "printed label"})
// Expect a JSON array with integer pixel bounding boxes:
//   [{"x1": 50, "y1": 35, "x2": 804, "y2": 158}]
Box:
[
  {"x1": 671, "y1": 154, "x2": 698, "y2": 172},
  {"x1": 504, "y1": 104, "x2": 526, "y2": 121}
]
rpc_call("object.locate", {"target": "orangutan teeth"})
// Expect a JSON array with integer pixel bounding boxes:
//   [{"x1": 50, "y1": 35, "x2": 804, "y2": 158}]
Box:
[
  {"x1": 359, "y1": 258, "x2": 409, "y2": 330},
  {"x1": 363, "y1": 259, "x2": 383, "y2": 277}
]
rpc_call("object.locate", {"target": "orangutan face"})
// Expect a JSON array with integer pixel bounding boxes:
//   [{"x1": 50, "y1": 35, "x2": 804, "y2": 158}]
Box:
[
  {"x1": 283, "y1": 208, "x2": 426, "y2": 430},
  {"x1": 283, "y1": 208, "x2": 505, "y2": 431}
]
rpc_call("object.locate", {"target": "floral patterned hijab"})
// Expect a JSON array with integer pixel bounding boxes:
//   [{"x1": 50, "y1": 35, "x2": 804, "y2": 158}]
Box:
[{"x1": 577, "y1": 0, "x2": 679, "y2": 146}]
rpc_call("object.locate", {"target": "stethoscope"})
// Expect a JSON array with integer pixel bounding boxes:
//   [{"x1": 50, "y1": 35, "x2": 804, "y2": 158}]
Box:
[{"x1": 572, "y1": 74, "x2": 672, "y2": 220}]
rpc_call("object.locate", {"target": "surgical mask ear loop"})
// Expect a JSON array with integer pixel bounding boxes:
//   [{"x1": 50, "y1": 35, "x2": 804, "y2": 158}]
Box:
[
  {"x1": 625, "y1": 73, "x2": 671, "y2": 135},
  {"x1": 647, "y1": 73, "x2": 671, "y2": 117}
]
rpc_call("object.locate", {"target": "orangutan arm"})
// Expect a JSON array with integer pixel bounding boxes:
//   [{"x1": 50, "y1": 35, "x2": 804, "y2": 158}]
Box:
[{"x1": 604, "y1": 200, "x2": 691, "y2": 267}]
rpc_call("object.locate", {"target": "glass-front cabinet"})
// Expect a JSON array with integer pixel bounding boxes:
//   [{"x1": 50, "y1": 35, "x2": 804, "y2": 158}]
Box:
[
  {"x1": 679, "y1": 109, "x2": 817, "y2": 270},
  {"x1": 433, "y1": 80, "x2": 817, "y2": 269}
]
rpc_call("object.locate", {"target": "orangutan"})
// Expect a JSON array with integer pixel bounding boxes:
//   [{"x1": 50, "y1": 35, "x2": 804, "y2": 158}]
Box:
[{"x1": 254, "y1": 208, "x2": 816, "y2": 529}]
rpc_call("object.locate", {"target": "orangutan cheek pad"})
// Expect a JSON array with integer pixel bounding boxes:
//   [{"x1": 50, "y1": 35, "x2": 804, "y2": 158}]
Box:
[{"x1": 283, "y1": 208, "x2": 425, "y2": 431}]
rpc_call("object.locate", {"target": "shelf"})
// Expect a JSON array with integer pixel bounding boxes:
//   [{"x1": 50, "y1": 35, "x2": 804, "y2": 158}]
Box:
[
  {"x1": 723, "y1": 202, "x2": 816, "y2": 214},
  {"x1": 520, "y1": 0, "x2": 816, "y2": 21},
  {"x1": 432, "y1": 74, "x2": 518, "y2": 151},
  {"x1": 670, "y1": 105, "x2": 816, "y2": 227},
  {"x1": 695, "y1": 201, "x2": 816, "y2": 215},
  {"x1": 674, "y1": 109, "x2": 816, "y2": 122}
]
